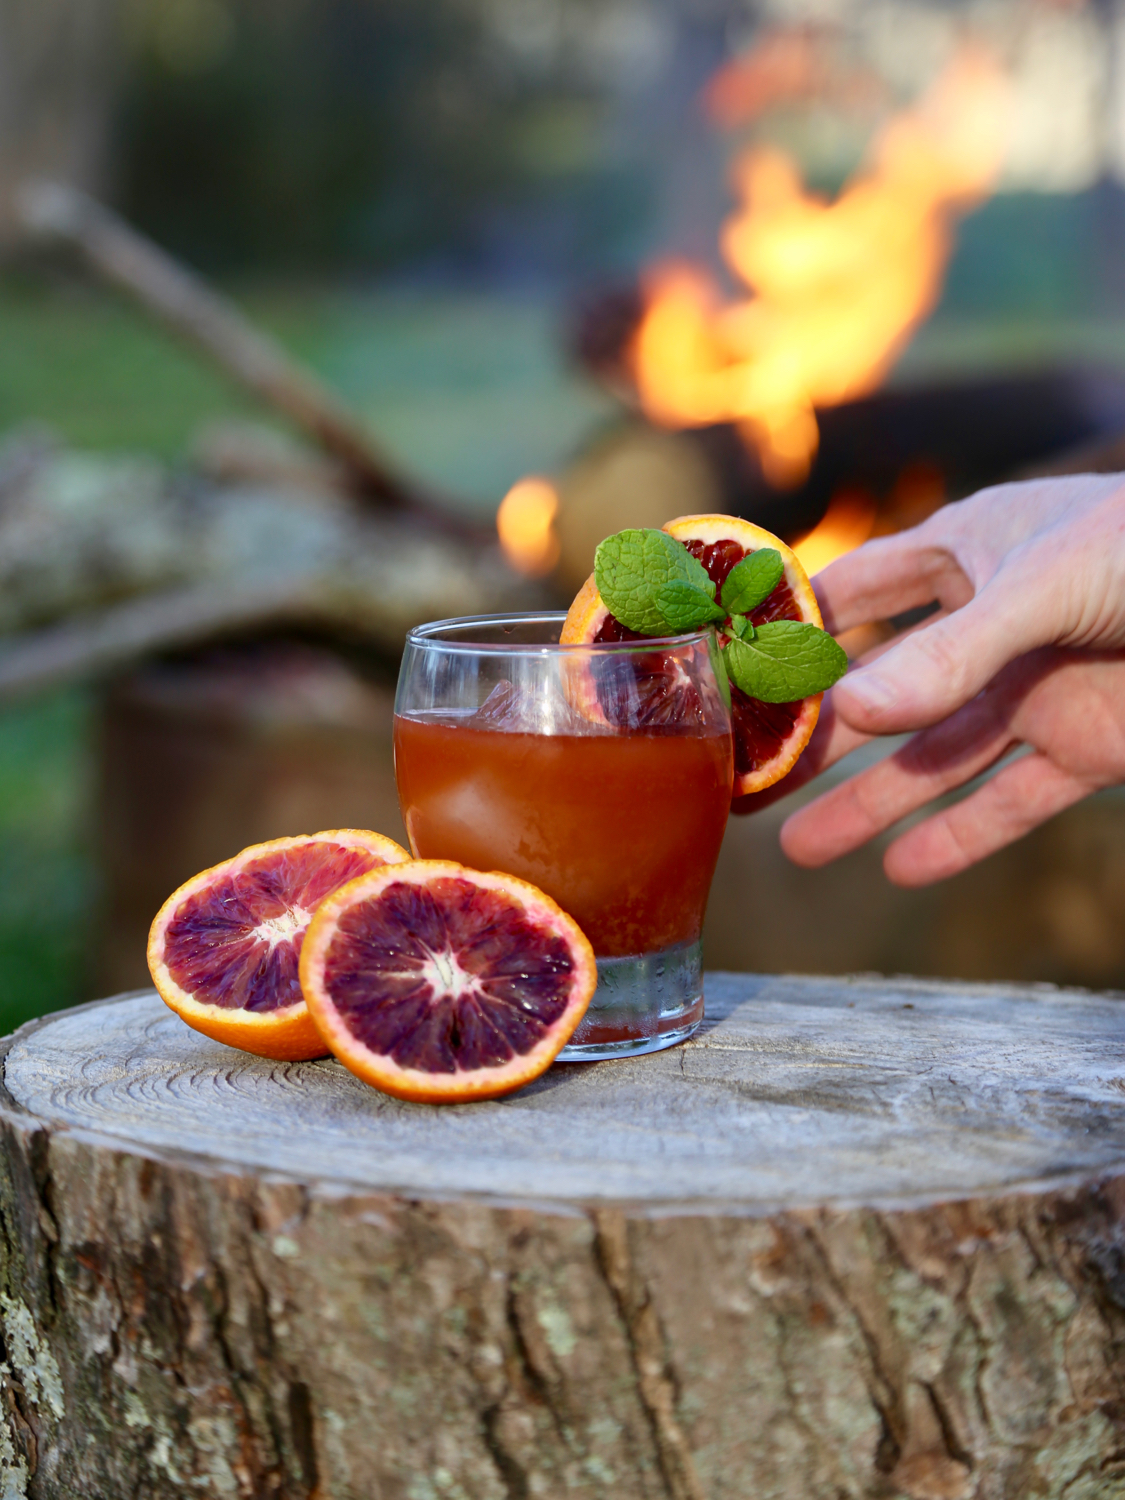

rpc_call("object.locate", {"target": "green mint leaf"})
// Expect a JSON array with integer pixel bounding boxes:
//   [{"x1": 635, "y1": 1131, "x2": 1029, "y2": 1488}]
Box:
[
  {"x1": 678, "y1": 548, "x2": 718, "y2": 599},
  {"x1": 725, "y1": 613, "x2": 754, "y2": 641},
  {"x1": 653, "y1": 579, "x2": 726, "y2": 632},
  {"x1": 723, "y1": 621, "x2": 848, "y2": 703},
  {"x1": 595, "y1": 528, "x2": 717, "y2": 636},
  {"x1": 720, "y1": 549, "x2": 785, "y2": 616}
]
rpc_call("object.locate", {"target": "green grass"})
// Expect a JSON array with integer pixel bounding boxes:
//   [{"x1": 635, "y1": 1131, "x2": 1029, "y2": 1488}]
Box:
[
  {"x1": 0, "y1": 275, "x2": 616, "y2": 513},
  {"x1": 0, "y1": 275, "x2": 328, "y2": 456},
  {"x1": 0, "y1": 691, "x2": 95, "y2": 1036}
]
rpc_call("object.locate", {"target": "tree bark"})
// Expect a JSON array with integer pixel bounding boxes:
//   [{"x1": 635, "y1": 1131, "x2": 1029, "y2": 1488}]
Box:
[
  {"x1": 2, "y1": 974, "x2": 1125, "y2": 1499},
  {"x1": 0, "y1": 0, "x2": 120, "y2": 246}
]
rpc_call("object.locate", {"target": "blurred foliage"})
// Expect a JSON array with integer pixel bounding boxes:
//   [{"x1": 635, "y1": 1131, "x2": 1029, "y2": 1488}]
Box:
[
  {"x1": 0, "y1": 692, "x2": 94, "y2": 1035},
  {"x1": 0, "y1": 272, "x2": 259, "y2": 454},
  {"x1": 113, "y1": 0, "x2": 643, "y2": 276},
  {"x1": 0, "y1": 274, "x2": 614, "y2": 507}
]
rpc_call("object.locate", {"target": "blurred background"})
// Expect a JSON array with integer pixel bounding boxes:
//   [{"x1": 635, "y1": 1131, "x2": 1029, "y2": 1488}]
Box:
[{"x1": 4, "y1": 0, "x2": 1125, "y2": 1032}]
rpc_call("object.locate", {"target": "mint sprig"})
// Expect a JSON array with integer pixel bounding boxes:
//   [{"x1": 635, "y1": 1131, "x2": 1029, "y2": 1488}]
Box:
[
  {"x1": 720, "y1": 549, "x2": 784, "y2": 615},
  {"x1": 724, "y1": 622, "x2": 848, "y2": 703},
  {"x1": 595, "y1": 529, "x2": 723, "y2": 635},
  {"x1": 592, "y1": 527, "x2": 848, "y2": 704}
]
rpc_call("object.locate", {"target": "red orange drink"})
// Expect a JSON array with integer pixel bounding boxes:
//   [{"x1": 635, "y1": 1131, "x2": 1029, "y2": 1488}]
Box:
[
  {"x1": 394, "y1": 717, "x2": 732, "y2": 959},
  {"x1": 393, "y1": 614, "x2": 733, "y2": 1058}
]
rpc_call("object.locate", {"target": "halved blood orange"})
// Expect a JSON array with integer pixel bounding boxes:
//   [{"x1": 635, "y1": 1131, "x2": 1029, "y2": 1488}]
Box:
[
  {"x1": 562, "y1": 513, "x2": 824, "y2": 799},
  {"x1": 148, "y1": 830, "x2": 410, "y2": 1060},
  {"x1": 300, "y1": 861, "x2": 597, "y2": 1103}
]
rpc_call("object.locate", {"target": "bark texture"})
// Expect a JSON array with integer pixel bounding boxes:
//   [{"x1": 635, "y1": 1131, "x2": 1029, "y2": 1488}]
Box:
[{"x1": 2, "y1": 977, "x2": 1125, "y2": 1499}]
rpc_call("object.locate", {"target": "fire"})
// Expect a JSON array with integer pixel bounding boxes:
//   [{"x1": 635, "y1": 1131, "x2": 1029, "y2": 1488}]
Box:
[
  {"x1": 633, "y1": 48, "x2": 1009, "y2": 487},
  {"x1": 791, "y1": 489, "x2": 877, "y2": 577},
  {"x1": 497, "y1": 476, "x2": 560, "y2": 576}
]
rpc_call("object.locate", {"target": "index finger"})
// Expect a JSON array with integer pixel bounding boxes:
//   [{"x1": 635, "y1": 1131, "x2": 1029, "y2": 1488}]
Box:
[{"x1": 813, "y1": 531, "x2": 970, "y2": 635}]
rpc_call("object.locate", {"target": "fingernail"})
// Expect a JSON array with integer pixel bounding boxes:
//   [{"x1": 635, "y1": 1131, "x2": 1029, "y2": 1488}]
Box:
[{"x1": 842, "y1": 671, "x2": 897, "y2": 712}]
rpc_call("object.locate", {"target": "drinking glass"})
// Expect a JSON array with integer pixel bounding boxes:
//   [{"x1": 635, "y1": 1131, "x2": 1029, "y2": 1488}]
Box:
[{"x1": 393, "y1": 612, "x2": 733, "y2": 1060}]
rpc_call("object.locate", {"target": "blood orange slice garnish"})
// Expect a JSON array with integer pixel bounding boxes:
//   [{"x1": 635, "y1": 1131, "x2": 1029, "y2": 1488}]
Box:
[
  {"x1": 300, "y1": 861, "x2": 597, "y2": 1103},
  {"x1": 562, "y1": 513, "x2": 825, "y2": 798},
  {"x1": 559, "y1": 575, "x2": 717, "y2": 732},
  {"x1": 148, "y1": 829, "x2": 410, "y2": 1061}
]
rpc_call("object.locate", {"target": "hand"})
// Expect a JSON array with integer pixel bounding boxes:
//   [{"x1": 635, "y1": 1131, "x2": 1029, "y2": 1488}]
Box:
[{"x1": 774, "y1": 474, "x2": 1125, "y2": 884}]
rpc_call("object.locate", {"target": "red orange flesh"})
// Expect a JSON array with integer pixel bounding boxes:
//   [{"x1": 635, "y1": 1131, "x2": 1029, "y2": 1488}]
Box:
[
  {"x1": 300, "y1": 860, "x2": 597, "y2": 1102},
  {"x1": 148, "y1": 829, "x2": 410, "y2": 1060}
]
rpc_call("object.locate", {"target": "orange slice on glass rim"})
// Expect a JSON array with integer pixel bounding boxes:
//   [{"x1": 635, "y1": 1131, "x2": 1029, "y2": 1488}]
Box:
[
  {"x1": 562, "y1": 513, "x2": 824, "y2": 799},
  {"x1": 300, "y1": 860, "x2": 596, "y2": 1102},
  {"x1": 148, "y1": 829, "x2": 409, "y2": 1060}
]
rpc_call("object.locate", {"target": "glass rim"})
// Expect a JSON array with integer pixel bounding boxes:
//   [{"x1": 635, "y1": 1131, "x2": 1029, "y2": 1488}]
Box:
[{"x1": 403, "y1": 611, "x2": 715, "y2": 655}]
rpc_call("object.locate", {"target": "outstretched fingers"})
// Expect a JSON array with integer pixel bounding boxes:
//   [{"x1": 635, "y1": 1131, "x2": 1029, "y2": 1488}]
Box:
[
  {"x1": 813, "y1": 531, "x2": 969, "y2": 636},
  {"x1": 735, "y1": 611, "x2": 963, "y2": 817},
  {"x1": 832, "y1": 576, "x2": 1053, "y2": 736},
  {"x1": 882, "y1": 753, "x2": 1093, "y2": 886},
  {"x1": 780, "y1": 683, "x2": 1019, "y2": 868},
  {"x1": 731, "y1": 692, "x2": 874, "y2": 815}
]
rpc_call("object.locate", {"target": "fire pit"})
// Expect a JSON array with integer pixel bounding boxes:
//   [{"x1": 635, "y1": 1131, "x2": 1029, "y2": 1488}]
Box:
[{"x1": 665, "y1": 365, "x2": 1125, "y2": 542}]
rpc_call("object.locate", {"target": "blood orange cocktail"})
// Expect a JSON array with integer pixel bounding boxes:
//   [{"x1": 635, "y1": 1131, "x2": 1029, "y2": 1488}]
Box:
[
  {"x1": 394, "y1": 718, "x2": 730, "y2": 956},
  {"x1": 393, "y1": 613, "x2": 733, "y2": 1059}
]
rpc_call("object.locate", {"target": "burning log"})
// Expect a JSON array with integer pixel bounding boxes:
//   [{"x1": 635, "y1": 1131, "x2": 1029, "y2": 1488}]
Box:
[
  {"x1": 542, "y1": 46, "x2": 1077, "y2": 593},
  {"x1": 548, "y1": 364, "x2": 1125, "y2": 594},
  {"x1": 631, "y1": 48, "x2": 1010, "y2": 488}
]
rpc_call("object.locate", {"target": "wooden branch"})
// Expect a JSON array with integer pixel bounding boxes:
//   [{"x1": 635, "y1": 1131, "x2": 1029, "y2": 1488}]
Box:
[
  {"x1": 0, "y1": 579, "x2": 312, "y2": 703},
  {"x1": 3, "y1": 973, "x2": 1125, "y2": 1495},
  {"x1": 15, "y1": 180, "x2": 420, "y2": 507},
  {"x1": 0, "y1": 467, "x2": 545, "y2": 702}
]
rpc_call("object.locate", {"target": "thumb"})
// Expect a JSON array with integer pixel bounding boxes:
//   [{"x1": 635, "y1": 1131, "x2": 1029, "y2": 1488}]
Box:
[{"x1": 833, "y1": 574, "x2": 1052, "y2": 734}]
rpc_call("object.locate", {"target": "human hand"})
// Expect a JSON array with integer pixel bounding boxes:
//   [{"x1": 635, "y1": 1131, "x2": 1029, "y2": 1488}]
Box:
[{"x1": 773, "y1": 474, "x2": 1125, "y2": 884}]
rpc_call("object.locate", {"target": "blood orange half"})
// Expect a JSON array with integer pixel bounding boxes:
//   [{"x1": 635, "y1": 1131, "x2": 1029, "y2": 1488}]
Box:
[
  {"x1": 148, "y1": 830, "x2": 410, "y2": 1060},
  {"x1": 300, "y1": 861, "x2": 597, "y2": 1103},
  {"x1": 562, "y1": 513, "x2": 824, "y2": 798}
]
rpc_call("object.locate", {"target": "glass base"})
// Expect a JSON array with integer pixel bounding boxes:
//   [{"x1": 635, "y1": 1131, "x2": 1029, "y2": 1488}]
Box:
[{"x1": 556, "y1": 940, "x2": 704, "y2": 1062}]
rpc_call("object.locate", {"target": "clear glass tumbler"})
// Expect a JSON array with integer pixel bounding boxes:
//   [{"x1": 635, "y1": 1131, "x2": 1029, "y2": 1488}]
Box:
[{"x1": 393, "y1": 613, "x2": 733, "y2": 1060}]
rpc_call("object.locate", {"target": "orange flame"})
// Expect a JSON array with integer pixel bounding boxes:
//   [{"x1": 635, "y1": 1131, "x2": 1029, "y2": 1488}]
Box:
[
  {"x1": 791, "y1": 489, "x2": 877, "y2": 576},
  {"x1": 497, "y1": 476, "x2": 560, "y2": 576},
  {"x1": 633, "y1": 48, "x2": 1009, "y2": 487}
]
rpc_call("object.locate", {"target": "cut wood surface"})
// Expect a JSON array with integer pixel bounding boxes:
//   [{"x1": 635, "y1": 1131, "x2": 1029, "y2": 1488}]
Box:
[{"x1": 2, "y1": 974, "x2": 1125, "y2": 1498}]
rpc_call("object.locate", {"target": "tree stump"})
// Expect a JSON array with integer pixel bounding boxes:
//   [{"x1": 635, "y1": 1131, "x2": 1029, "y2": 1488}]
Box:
[
  {"x1": 93, "y1": 643, "x2": 408, "y2": 996},
  {"x1": 3, "y1": 973, "x2": 1125, "y2": 1500}
]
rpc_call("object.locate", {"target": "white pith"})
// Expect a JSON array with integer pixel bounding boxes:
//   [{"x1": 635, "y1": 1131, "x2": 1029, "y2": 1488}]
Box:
[
  {"x1": 251, "y1": 907, "x2": 312, "y2": 948},
  {"x1": 419, "y1": 946, "x2": 481, "y2": 1003}
]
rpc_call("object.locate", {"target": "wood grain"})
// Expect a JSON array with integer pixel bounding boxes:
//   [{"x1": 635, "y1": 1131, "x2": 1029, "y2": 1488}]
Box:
[
  {"x1": 1, "y1": 975, "x2": 1125, "y2": 1498},
  {"x1": 8, "y1": 977, "x2": 1125, "y2": 1208}
]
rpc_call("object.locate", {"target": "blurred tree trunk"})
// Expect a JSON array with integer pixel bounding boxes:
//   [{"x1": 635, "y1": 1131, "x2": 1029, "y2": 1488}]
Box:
[{"x1": 0, "y1": 0, "x2": 121, "y2": 245}]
